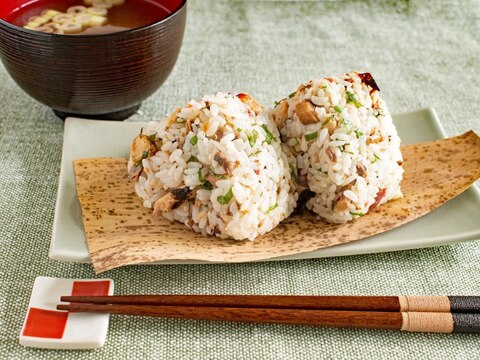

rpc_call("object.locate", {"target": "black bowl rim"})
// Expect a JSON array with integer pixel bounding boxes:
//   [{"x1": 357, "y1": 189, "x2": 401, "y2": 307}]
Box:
[{"x1": 0, "y1": 0, "x2": 186, "y2": 38}]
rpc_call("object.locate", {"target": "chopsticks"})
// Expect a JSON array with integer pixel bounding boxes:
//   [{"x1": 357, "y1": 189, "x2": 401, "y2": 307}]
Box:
[
  {"x1": 57, "y1": 295, "x2": 480, "y2": 334},
  {"x1": 59, "y1": 295, "x2": 480, "y2": 312}
]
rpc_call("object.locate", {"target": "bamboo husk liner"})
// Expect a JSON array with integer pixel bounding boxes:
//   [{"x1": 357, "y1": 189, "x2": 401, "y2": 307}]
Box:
[{"x1": 73, "y1": 131, "x2": 480, "y2": 273}]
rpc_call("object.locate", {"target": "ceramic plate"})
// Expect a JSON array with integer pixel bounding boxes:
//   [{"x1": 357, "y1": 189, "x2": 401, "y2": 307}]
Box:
[{"x1": 49, "y1": 108, "x2": 480, "y2": 264}]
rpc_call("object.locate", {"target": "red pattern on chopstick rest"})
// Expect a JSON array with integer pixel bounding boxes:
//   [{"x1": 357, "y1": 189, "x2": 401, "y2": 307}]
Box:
[
  {"x1": 23, "y1": 308, "x2": 68, "y2": 339},
  {"x1": 72, "y1": 281, "x2": 110, "y2": 296}
]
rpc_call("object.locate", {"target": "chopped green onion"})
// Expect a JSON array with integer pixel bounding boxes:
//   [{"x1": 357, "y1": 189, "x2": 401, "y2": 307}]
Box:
[
  {"x1": 137, "y1": 151, "x2": 149, "y2": 166},
  {"x1": 187, "y1": 156, "x2": 198, "y2": 163},
  {"x1": 350, "y1": 211, "x2": 365, "y2": 217},
  {"x1": 217, "y1": 187, "x2": 234, "y2": 205},
  {"x1": 274, "y1": 98, "x2": 286, "y2": 107},
  {"x1": 371, "y1": 154, "x2": 380, "y2": 163},
  {"x1": 248, "y1": 150, "x2": 262, "y2": 157},
  {"x1": 288, "y1": 91, "x2": 296, "y2": 98},
  {"x1": 289, "y1": 163, "x2": 298, "y2": 183},
  {"x1": 149, "y1": 134, "x2": 157, "y2": 141},
  {"x1": 261, "y1": 125, "x2": 275, "y2": 144},
  {"x1": 190, "y1": 135, "x2": 198, "y2": 146},
  {"x1": 354, "y1": 129, "x2": 364, "y2": 139},
  {"x1": 211, "y1": 170, "x2": 226, "y2": 179},
  {"x1": 198, "y1": 169, "x2": 204, "y2": 182},
  {"x1": 338, "y1": 143, "x2": 351, "y2": 153},
  {"x1": 322, "y1": 116, "x2": 334, "y2": 126},
  {"x1": 247, "y1": 130, "x2": 258, "y2": 147},
  {"x1": 304, "y1": 132, "x2": 318, "y2": 141},
  {"x1": 334, "y1": 105, "x2": 343, "y2": 113},
  {"x1": 201, "y1": 181, "x2": 213, "y2": 190},
  {"x1": 266, "y1": 203, "x2": 278, "y2": 213},
  {"x1": 346, "y1": 91, "x2": 362, "y2": 108},
  {"x1": 237, "y1": 128, "x2": 242, "y2": 132}
]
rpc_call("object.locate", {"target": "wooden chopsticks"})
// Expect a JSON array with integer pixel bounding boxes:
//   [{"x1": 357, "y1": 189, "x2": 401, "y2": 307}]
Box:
[{"x1": 57, "y1": 295, "x2": 480, "y2": 334}]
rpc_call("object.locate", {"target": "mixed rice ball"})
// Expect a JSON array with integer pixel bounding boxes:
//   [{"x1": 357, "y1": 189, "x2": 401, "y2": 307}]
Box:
[
  {"x1": 270, "y1": 72, "x2": 404, "y2": 223},
  {"x1": 128, "y1": 92, "x2": 297, "y2": 240},
  {"x1": 128, "y1": 72, "x2": 404, "y2": 239}
]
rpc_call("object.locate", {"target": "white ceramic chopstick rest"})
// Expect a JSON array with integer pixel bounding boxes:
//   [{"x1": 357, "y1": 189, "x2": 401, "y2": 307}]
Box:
[{"x1": 19, "y1": 276, "x2": 114, "y2": 349}]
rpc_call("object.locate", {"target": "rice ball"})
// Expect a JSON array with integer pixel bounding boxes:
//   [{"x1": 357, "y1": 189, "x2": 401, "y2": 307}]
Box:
[
  {"x1": 128, "y1": 92, "x2": 297, "y2": 240},
  {"x1": 270, "y1": 72, "x2": 404, "y2": 223}
]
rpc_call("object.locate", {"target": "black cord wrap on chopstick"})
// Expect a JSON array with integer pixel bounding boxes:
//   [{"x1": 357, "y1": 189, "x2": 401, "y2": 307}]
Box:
[{"x1": 448, "y1": 296, "x2": 480, "y2": 313}]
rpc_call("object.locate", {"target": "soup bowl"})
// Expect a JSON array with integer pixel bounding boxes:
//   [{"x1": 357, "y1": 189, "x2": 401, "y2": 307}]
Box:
[{"x1": 0, "y1": 0, "x2": 186, "y2": 120}]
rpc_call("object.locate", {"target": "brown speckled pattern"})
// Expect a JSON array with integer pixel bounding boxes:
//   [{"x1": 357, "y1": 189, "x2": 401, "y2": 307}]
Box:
[{"x1": 73, "y1": 132, "x2": 480, "y2": 273}]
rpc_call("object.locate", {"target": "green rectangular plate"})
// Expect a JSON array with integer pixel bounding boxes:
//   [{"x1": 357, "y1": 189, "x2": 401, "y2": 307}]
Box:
[{"x1": 49, "y1": 108, "x2": 480, "y2": 263}]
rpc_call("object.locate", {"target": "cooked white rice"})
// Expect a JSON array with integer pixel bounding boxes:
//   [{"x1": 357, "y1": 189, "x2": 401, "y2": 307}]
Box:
[
  {"x1": 128, "y1": 92, "x2": 297, "y2": 240},
  {"x1": 270, "y1": 71, "x2": 404, "y2": 223}
]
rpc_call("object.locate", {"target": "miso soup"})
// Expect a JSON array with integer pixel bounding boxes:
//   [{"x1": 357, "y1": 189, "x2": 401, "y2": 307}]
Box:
[{"x1": 6, "y1": 0, "x2": 171, "y2": 35}]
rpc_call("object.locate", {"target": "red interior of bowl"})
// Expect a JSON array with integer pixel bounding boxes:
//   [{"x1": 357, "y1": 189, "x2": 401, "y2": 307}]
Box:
[{"x1": 0, "y1": 0, "x2": 184, "y2": 23}]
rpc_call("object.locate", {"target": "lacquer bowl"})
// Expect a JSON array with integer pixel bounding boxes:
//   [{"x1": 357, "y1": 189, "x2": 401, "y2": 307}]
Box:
[{"x1": 0, "y1": 0, "x2": 186, "y2": 120}]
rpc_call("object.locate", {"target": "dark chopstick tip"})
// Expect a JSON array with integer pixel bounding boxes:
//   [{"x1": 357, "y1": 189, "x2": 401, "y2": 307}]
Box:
[{"x1": 57, "y1": 304, "x2": 69, "y2": 311}]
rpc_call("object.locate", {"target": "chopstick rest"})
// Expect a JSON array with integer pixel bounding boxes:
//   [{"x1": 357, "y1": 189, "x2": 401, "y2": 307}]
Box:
[{"x1": 20, "y1": 277, "x2": 114, "y2": 349}]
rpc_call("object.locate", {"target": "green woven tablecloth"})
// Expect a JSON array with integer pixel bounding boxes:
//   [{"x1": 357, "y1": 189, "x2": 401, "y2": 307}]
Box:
[{"x1": 1, "y1": 0, "x2": 479, "y2": 358}]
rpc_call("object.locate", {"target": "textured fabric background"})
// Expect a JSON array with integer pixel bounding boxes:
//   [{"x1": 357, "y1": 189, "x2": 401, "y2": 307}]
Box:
[{"x1": 1, "y1": 0, "x2": 479, "y2": 358}]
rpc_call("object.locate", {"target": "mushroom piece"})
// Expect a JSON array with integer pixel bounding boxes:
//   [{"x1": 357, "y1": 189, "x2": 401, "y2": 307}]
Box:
[
  {"x1": 236, "y1": 93, "x2": 263, "y2": 114},
  {"x1": 170, "y1": 187, "x2": 194, "y2": 201},
  {"x1": 271, "y1": 100, "x2": 289, "y2": 130},
  {"x1": 332, "y1": 181, "x2": 355, "y2": 212},
  {"x1": 356, "y1": 163, "x2": 367, "y2": 177},
  {"x1": 153, "y1": 193, "x2": 177, "y2": 214},
  {"x1": 130, "y1": 134, "x2": 157, "y2": 163},
  {"x1": 370, "y1": 90, "x2": 380, "y2": 108},
  {"x1": 215, "y1": 128, "x2": 224, "y2": 141},
  {"x1": 153, "y1": 187, "x2": 194, "y2": 214},
  {"x1": 166, "y1": 107, "x2": 182, "y2": 126},
  {"x1": 324, "y1": 118, "x2": 337, "y2": 135},
  {"x1": 366, "y1": 133, "x2": 383, "y2": 145},
  {"x1": 334, "y1": 196, "x2": 350, "y2": 212},
  {"x1": 296, "y1": 83, "x2": 310, "y2": 95},
  {"x1": 214, "y1": 152, "x2": 231, "y2": 173},
  {"x1": 326, "y1": 147, "x2": 336, "y2": 162},
  {"x1": 128, "y1": 164, "x2": 143, "y2": 182},
  {"x1": 295, "y1": 101, "x2": 318, "y2": 125}
]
